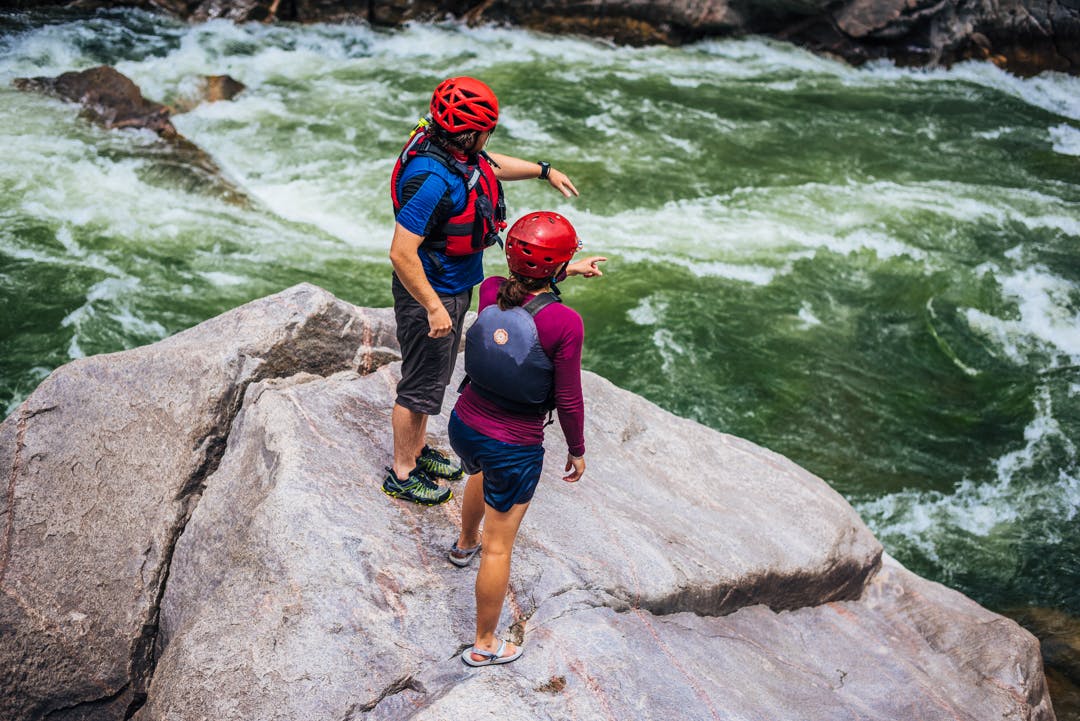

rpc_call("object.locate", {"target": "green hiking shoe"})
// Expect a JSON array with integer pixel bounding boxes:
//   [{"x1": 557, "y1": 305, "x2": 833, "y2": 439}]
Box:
[
  {"x1": 382, "y1": 466, "x2": 452, "y2": 506},
  {"x1": 416, "y1": 444, "x2": 465, "y2": 481}
]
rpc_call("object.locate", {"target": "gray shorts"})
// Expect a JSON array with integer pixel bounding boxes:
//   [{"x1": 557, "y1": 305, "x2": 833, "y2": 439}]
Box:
[{"x1": 392, "y1": 273, "x2": 472, "y2": 415}]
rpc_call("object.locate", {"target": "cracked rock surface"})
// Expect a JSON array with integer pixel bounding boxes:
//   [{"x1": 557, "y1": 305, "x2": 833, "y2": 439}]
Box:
[{"x1": 1, "y1": 285, "x2": 1055, "y2": 720}]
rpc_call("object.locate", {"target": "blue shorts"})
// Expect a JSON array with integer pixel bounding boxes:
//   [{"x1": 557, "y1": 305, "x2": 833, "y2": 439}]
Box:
[{"x1": 448, "y1": 411, "x2": 545, "y2": 513}]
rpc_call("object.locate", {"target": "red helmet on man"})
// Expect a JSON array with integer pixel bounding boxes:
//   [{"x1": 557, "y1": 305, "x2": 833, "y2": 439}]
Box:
[
  {"x1": 430, "y1": 77, "x2": 499, "y2": 133},
  {"x1": 505, "y1": 212, "x2": 580, "y2": 279}
]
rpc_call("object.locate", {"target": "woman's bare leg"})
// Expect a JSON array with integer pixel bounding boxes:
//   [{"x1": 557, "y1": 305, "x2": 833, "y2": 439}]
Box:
[
  {"x1": 470, "y1": 500, "x2": 530, "y2": 660},
  {"x1": 456, "y1": 472, "x2": 485, "y2": 551}
]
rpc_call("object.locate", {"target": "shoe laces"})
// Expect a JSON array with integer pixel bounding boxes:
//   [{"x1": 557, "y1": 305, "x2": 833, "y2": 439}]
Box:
[
  {"x1": 421, "y1": 445, "x2": 451, "y2": 465},
  {"x1": 414, "y1": 477, "x2": 448, "y2": 500},
  {"x1": 405, "y1": 467, "x2": 442, "y2": 493}
]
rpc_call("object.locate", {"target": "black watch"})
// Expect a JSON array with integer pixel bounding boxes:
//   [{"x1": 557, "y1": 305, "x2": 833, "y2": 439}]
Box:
[{"x1": 537, "y1": 161, "x2": 551, "y2": 180}]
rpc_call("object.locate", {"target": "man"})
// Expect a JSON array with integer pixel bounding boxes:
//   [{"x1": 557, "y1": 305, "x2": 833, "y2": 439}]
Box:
[{"x1": 385, "y1": 76, "x2": 602, "y2": 505}]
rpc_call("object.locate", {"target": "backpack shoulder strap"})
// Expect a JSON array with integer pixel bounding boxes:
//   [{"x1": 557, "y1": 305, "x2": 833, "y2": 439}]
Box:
[{"x1": 522, "y1": 292, "x2": 561, "y2": 317}]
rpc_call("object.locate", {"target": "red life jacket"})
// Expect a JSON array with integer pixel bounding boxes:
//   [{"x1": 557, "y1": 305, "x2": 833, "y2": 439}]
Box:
[{"x1": 390, "y1": 127, "x2": 506, "y2": 257}]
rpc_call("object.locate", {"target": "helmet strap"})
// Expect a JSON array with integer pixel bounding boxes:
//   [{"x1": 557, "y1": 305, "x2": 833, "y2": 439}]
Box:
[{"x1": 549, "y1": 261, "x2": 571, "y2": 298}]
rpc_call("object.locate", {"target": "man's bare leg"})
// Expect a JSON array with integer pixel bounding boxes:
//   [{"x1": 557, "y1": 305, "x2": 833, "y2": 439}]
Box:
[{"x1": 391, "y1": 403, "x2": 428, "y2": 479}]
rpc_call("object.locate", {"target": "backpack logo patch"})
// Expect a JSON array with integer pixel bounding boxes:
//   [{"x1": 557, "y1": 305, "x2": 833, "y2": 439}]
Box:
[{"x1": 493, "y1": 328, "x2": 509, "y2": 345}]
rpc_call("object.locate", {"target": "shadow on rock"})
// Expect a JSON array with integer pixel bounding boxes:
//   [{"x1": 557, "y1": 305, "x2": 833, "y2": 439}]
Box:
[
  {"x1": 1011, "y1": 606, "x2": 1080, "y2": 720},
  {"x1": 13, "y1": 65, "x2": 252, "y2": 206}
]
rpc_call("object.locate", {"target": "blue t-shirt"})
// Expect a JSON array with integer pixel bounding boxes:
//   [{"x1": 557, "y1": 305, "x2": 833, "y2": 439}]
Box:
[{"x1": 395, "y1": 155, "x2": 485, "y2": 296}]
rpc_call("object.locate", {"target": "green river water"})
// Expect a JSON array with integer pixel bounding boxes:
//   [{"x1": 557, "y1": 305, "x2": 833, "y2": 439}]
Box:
[{"x1": 2, "y1": 8, "x2": 1079, "y2": 711}]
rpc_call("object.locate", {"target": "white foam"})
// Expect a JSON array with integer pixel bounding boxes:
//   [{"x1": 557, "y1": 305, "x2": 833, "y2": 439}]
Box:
[
  {"x1": 616, "y1": 250, "x2": 778, "y2": 284},
  {"x1": 57, "y1": 272, "x2": 169, "y2": 361},
  {"x1": 691, "y1": 36, "x2": 847, "y2": 78},
  {"x1": 116, "y1": 19, "x2": 375, "y2": 95},
  {"x1": 684, "y1": 259, "x2": 778, "y2": 284},
  {"x1": 573, "y1": 183, "x2": 948, "y2": 265},
  {"x1": 652, "y1": 328, "x2": 686, "y2": 375},
  {"x1": 627, "y1": 295, "x2": 667, "y2": 326},
  {"x1": 583, "y1": 112, "x2": 622, "y2": 137},
  {"x1": 0, "y1": 20, "x2": 107, "y2": 77},
  {"x1": 375, "y1": 22, "x2": 610, "y2": 66},
  {"x1": 61, "y1": 276, "x2": 138, "y2": 328},
  {"x1": 110, "y1": 306, "x2": 167, "y2": 338},
  {"x1": 839, "y1": 57, "x2": 1080, "y2": 123},
  {"x1": 1059, "y1": 470, "x2": 1080, "y2": 524},
  {"x1": 496, "y1": 112, "x2": 557, "y2": 145},
  {"x1": 1049, "y1": 123, "x2": 1080, "y2": 156},
  {"x1": 67, "y1": 334, "x2": 84, "y2": 360},
  {"x1": 659, "y1": 132, "x2": 697, "y2": 155},
  {"x1": 242, "y1": 178, "x2": 387, "y2": 250},
  {"x1": 974, "y1": 127, "x2": 1012, "y2": 140},
  {"x1": 994, "y1": 388, "x2": 1075, "y2": 485},
  {"x1": 826, "y1": 228, "x2": 928, "y2": 261},
  {"x1": 797, "y1": 302, "x2": 822, "y2": 329},
  {"x1": 857, "y1": 386, "x2": 1079, "y2": 553},
  {"x1": 199, "y1": 270, "x2": 248, "y2": 287},
  {"x1": 952, "y1": 63, "x2": 1080, "y2": 123},
  {"x1": 1016, "y1": 211, "x2": 1080, "y2": 236},
  {"x1": 174, "y1": 93, "x2": 293, "y2": 123},
  {"x1": 965, "y1": 265, "x2": 1080, "y2": 364}
]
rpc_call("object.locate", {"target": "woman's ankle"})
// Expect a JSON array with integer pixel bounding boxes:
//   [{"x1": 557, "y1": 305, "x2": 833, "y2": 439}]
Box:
[{"x1": 473, "y1": 633, "x2": 500, "y2": 652}]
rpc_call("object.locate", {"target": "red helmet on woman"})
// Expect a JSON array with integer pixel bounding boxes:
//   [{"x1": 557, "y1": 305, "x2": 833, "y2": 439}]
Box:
[
  {"x1": 430, "y1": 77, "x2": 499, "y2": 133},
  {"x1": 505, "y1": 212, "x2": 580, "y2": 279}
]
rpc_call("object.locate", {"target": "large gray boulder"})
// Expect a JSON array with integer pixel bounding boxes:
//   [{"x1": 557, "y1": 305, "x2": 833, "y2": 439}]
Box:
[
  {"x1": 0, "y1": 284, "x2": 1055, "y2": 720},
  {"x1": 0, "y1": 284, "x2": 396, "y2": 721}
]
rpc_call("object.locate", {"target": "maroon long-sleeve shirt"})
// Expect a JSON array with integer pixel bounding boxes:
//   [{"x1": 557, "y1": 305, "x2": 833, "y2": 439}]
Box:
[{"x1": 453, "y1": 276, "x2": 586, "y2": 457}]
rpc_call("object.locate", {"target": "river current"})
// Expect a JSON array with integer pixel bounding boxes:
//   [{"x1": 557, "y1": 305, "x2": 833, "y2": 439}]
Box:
[{"x1": 2, "y1": 7, "x2": 1079, "y2": 707}]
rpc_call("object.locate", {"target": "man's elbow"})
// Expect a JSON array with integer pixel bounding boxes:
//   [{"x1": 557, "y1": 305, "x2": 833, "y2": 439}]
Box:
[{"x1": 388, "y1": 245, "x2": 412, "y2": 269}]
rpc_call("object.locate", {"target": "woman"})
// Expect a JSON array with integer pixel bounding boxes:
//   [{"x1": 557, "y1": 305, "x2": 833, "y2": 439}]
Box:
[{"x1": 447, "y1": 211, "x2": 594, "y2": 666}]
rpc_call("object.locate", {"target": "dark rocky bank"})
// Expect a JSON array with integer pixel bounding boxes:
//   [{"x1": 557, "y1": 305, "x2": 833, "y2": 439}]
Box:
[{"x1": 1, "y1": 0, "x2": 1078, "y2": 75}]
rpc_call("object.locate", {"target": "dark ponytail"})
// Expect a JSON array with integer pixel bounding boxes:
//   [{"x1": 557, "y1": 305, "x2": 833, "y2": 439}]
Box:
[
  {"x1": 497, "y1": 273, "x2": 549, "y2": 310},
  {"x1": 428, "y1": 123, "x2": 479, "y2": 155}
]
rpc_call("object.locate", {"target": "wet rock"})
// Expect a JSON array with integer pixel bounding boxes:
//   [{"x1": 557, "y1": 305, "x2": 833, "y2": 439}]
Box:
[
  {"x1": 0, "y1": 284, "x2": 1055, "y2": 720},
  {"x1": 13, "y1": 65, "x2": 253, "y2": 204},
  {"x1": 13, "y1": 66, "x2": 177, "y2": 136},
  {"x1": 170, "y1": 74, "x2": 246, "y2": 114},
  {"x1": 820, "y1": 0, "x2": 1079, "y2": 75}
]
